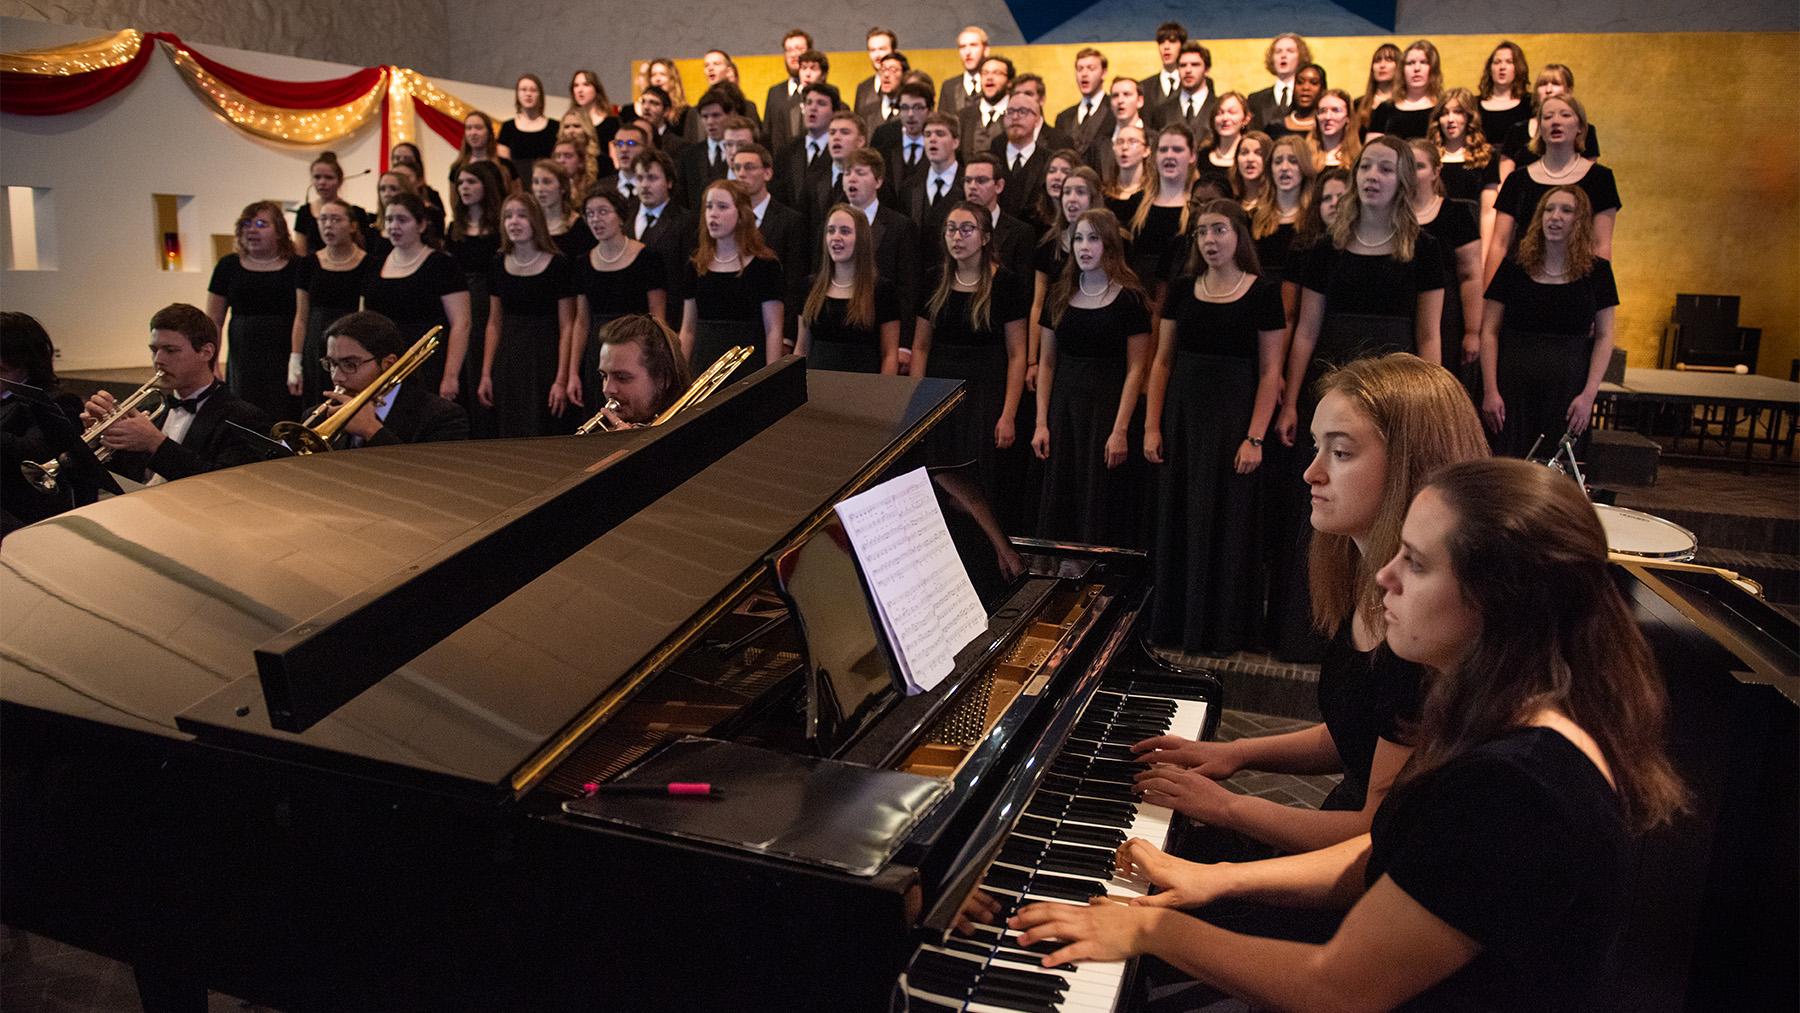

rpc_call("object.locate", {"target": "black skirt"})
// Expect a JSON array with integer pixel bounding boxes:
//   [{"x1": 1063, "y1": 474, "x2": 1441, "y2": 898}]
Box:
[
  {"x1": 303, "y1": 303, "x2": 356, "y2": 408},
  {"x1": 460, "y1": 270, "x2": 497, "y2": 438},
  {"x1": 578, "y1": 312, "x2": 623, "y2": 418},
  {"x1": 492, "y1": 311, "x2": 564, "y2": 438},
  {"x1": 1037, "y1": 353, "x2": 1144, "y2": 549},
  {"x1": 1494, "y1": 329, "x2": 1593, "y2": 458},
  {"x1": 226, "y1": 313, "x2": 300, "y2": 423},
  {"x1": 691, "y1": 319, "x2": 759, "y2": 383},
  {"x1": 1149, "y1": 352, "x2": 1263, "y2": 653},
  {"x1": 926, "y1": 342, "x2": 1009, "y2": 504},
  {"x1": 808, "y1": 337, "x2": 881, "y2": 373}
]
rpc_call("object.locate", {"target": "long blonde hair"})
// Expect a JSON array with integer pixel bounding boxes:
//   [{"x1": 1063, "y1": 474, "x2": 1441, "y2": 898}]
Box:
[
  {"x1": 1309, "y1": 88, "x2": 1362, "y2": 171},
  {"x1": 1429, "y1": 88, "x2": 1493, "y2": 169},
  {"x1": 1252, "y1": 134, "x2": 1316, "y2": 240},
  {"x1": 801, "y1": 205, "x2": 878, "y2": 329},
  {"x1": 1328, "y1": 136, "x2": 1421, "y2": 263},
  {"x1": 1046, "y1": 209, "x2": 1146, "y2": 328}
]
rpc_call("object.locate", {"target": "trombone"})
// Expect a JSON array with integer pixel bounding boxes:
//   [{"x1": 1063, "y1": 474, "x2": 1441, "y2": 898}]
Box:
[
  {"x1": 574, "y1": 345, "x2": 754, "y2": 434},
  {"x1": 21, "y1": 369, "x2": 167, "y2": 494},
  {"x1": 272, "y1": 327, "x2": 441, "y2": 454}
]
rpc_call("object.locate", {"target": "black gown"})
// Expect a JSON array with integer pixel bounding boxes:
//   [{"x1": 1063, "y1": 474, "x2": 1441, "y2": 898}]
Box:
[
  {"x1": 681, "y1": 256, "x2": 784, "y2": 375},
  {"x1": 1477, "y1": 99, "x2": 1532, "y2": 155},
  {"x1": 1485, "y1": 257, "x2": 1619, "y2": 458},
  {"x1": 208, "y1": 254, "x2": 303, "y2": 423},
  {"x1": 299, "y1": 252, "x2": 373, "y2": 408},
  {"x1": 1195, "y1": 150, "x2": 1236, "y2": 194},
  {"x1": 923, "y1": 269, "x2": 1032, "y2": 513},
  {"x1": 292, "y1": 202, "x2": 373, "y2": 253},
  {"x1": 499, "y1": 119, "x2": 558, "y2": 185},
  {"x1": 1127, "y1": 202, "x2": 1184, "y2": 290},
  {"x1": 1502, "y1": 120, "x2": 1601, "y2": 166},
  {"x1": 361, "y1": 249, "x2": 467, "y2": 400},
  {"x1": 1366, "y1": 101, "x2": 1432, "y2": 139},
  {"x1": 1419, "y1": 200, "x2": 1481, "y2": 375},
  {"x1": 1318, "y1": 619, "x2": 1423, "y2": 810},
  {"x1": 488, "y1": 253, "x2": 576, "y2": 438},
  {"x1": 447, "y1": 232, "x2": 502, "y2": 437},
  {"x1": 1252, "y1": 221, "x2": 1299, "y2": 283},
  {"x1": 574, "y1": 246, "x2": 667, "y2": 409},
  {"x1": 1149, "y1": 276, "x2": 1286, "y2": 653},
  {"x1": 1494, "y1": 163, "x2": 1621, "y2": 258},
  {"x1": 1439, "y1": 156, "x2": 1500, "y2": 205},
  {"x1": 1037, "y1": 287, "x2": 1151, "y2": 548},
  {"x1": 551, "y1": 225, "x2": 596, "y2": 263},
  {"x1": 803, "y1": 282, "x2": 899, "y2": 374}
]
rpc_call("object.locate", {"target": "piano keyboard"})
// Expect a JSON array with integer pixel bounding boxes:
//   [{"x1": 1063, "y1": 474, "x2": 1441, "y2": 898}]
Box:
[{"x1": 899, "y1": 674, "x2": 1211, "y2": 1013}]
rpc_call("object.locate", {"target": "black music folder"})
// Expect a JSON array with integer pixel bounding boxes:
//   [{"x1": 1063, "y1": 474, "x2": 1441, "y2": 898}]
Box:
[{"x1": 562, "y1": 737, "x2": 948, "y2": 876}]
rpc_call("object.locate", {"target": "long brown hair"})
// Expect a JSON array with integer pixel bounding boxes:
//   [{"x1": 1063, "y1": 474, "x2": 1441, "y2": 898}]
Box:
[
  {"x1": 1294, "y1": 167, "x2": 1348, "y2": 252},
  {"x1": 498, "y1": 193, "x2": 553, "y2": 255},
  {"x1": 458, "y1": 110, "x2": 499, "y2": 163},
  {"x1": 1402, "y1": 459, "x2": 1689, "y2": 833},
  {"x1": 1253, "y1": 134, "x2": 1316, "y2": 240},
  {"x1": 1033, "y1": 149, "x2": 1086, "y2": 232},
  {"x1": 690, "y1": 179, "x2": 775, "y2": 273},
  {"x1": 1309, "y1": 88, "x2": 1362, "y2": 170},
  {"x1": 1309, "y1": 354, "x2": 1488, "y2": 635},
  {"x1": 925, "y1": 201, "x2": 998, "y2": 331},
  {"x1": 1399, "y1": 40, "x2": 1445, "y2": 103},
  {"x1": 1329, "y1": 135, "x2": 1421, "y2": 262},
  {"x1": 1429, "y1": 88, "x2": 1493, "y2": 168},
  {"x1": 1046, "y1": 209, "x2": 1145, "y2": 328},
  {"x1": 233, "y1": 200, "x2": 296, "y2": 259},
  {"x1": 1181, "y1": 198, "x2": 1262, "y2": 277},
  {"x1": 1478, "y1": 41, "x2": 1531, "y2": 102},
  {"x1": 801, "y1": 204, "x2": 877, "y2": 329},
  {"x1": 1230, "y1": 131, "x2": 1274, "y2": 204},
  {"x1": 1528, "y1": 93, "x2": 1590, "y2": 158},
  {"x1": 1130, "y1": 124, "x2": 1197, "y2": 236},
  {"x1": 1356, "y1": 43, "x2": 1402, "y2": 120},
  {"x1": 450, "y1": 160, "x2": 506, "y2": 241},
  {"x1": 1516, "y1": 184, "x2": 1598, "y2": 280}
]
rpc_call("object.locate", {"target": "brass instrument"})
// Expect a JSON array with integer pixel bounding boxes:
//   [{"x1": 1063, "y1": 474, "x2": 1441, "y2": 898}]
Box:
[
  {"x1": 22, "y1": 370, "x2": 167, "y2": 494},
  {"x1": 573, "y1": 345, "x2": 755, "y2": 435},
  {"x1": 273, "y1": 327, "x2": 441, "y2": 454}
]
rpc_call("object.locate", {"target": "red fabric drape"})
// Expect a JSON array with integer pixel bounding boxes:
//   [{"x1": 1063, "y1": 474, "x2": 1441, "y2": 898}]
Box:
[
  {"x1": 0, "y1": 42, "x2": 154, "y2": 115},
  {"x1": 412, "y1": 95, "x2": 465, "y2": 148},
  {"x1": 146, "y1": 32, "x2": 383, "y2": 108}
]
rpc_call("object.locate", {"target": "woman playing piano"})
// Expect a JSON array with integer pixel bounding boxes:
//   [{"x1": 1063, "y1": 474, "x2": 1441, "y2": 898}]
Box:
[
  {"x1": 1012, "y1": 456, "x2": 1687, "y2": 1011},
  {"x1": 1133, "y1": 354, "x2": 1486, "y2": 854}
]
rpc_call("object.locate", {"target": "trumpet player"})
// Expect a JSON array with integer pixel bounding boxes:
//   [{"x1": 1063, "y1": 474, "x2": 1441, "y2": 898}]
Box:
[
  {"x1": 594, "y1": 314, "x2": 692, "y2": 428},
  {"x1": 81, "y1": 304, "x2": 269, "y2": 485},
  {"x1": 316, "y1": 312, "x2": 468, "y2": 446}
]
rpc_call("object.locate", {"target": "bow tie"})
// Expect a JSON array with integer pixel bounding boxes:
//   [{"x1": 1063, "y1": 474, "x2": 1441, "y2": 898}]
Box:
[{"x1": 169, "y1": 384, "x2": 217, "y2": 413}]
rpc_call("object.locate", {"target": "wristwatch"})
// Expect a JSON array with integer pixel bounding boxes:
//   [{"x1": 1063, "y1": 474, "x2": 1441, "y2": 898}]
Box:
[{"x1": 1245, "y1": 436, "x2": 1264, "y2": 447}]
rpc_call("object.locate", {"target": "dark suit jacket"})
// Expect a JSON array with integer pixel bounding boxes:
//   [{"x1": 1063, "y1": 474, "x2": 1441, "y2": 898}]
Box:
[
  {"x1": 856, "y1": 92, "x2": 897, "y2": 139},
  {"x1": 869, "y1": 205, "x2": 921, "y2": 344},
  {"x1": 765, "y1": 78, "x2": 801, "y2": 150},
  {"x1": 853, "y1": 75, "x2": 879, "y2": 114},
  {"x1": 1246, "y1": 86, "x2": 1288, "y2": 132},
  {"x1": 772, "y1": 132, "x2": 830, "y2": 211},
  {"x1": 939, "y1": 73, "x2": 976, "y2": 119},
  {"x1": 676, "y1": 139, "x2": 730, "y2": 210},
  {"x1": 364, "y1": 380, "x2": 468, "y2": 445},
  {"x1": 901, "y1": 164, "x2": 963, "y2": 262},
  {"x1": 1, "y1": 391, "x2": 88, "y2": 530},
  {"x1": 959, "y1": 101, "x2": 1008, "y2": 164},
  {"x1": 756, "y1": 198, "x2": 811, "y2": 338},
  {"x1": 630, "y1": 200, "x2": 698, "y2": 328},
  {"x1": 1140, "y1": 70, "x2": 1181, "y2": 111},
  {"x1": 989, "y1": 211, "x2": 1039, "y2": 280},
  {"x1": 993, "y1": 145, "x2": 1051, "y2": 221},
  {"x1": 109, "y1": 383, "x2": 271, "y2": 483},
  {"x1": 1054, "y1": 98, "x2": 1115, "y2": 168},
  {"x1": 1151, "y1": 90, "x2": 1219, "y2": 141},
  {"x1": 874, "y1": 123, "x2": 930, "y2": 190}
]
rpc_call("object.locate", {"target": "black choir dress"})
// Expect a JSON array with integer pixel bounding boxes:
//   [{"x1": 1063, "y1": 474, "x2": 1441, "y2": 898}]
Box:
[
  {"x1": 804, "y1": 283, "x2": 900, "y2": 373},
  {"x1": 551, "y1": 225, "x2": 596, "y2": 263},
  {"x1": 1439, "y1": 156, "x2": 1500, "y2": 205},
  {"x1": 1032, "y1": 236, "x2": 1068, "y2": 286},
  {"x1": 574, "y1": 246, "x2": 667, "y2": 408},
  {"x1": 1476, "y1": 100, "x2": 1532, "y2": 155},
  {"x1": 1149, "y1": 276, "x2": 1286, "y2": 653},
  {"x1": 1485, "y1": 257, "x2": 1620, "y2": 458},
  {"x1": 1494, "y1": 163, "x2": 1621, "y2": 258},
  {"x1": 208, "y1": 254, "x2": 304, "y2": 423},
  {"x1": 682, "y1": 256, "x2": 784, "y2": 375},
  {"x1": 1252, "y1": 221, "x2": 1300, "y2": 283},
  {"x1": 1196, "y1": 151, "x2": 1236, "y2": 194},
  {"x1": 488, "y1": 253, "x2": 576, "y2": 438},
  {"x1": 499, "y1": 119, "x2": 557, "y2": 185},
  {"x1": 1318, "y1": 619, "x2": 1423, "y2": 810},
  {"x1": 361, "y1": 248, "x2": 467, "y2": 399},
  {"x1": 1104, "y1": 191, "x2": 1143, "y2": 226},
  {"x1": 446, "y1": 232, "x2": 502, "y2": 437},
  {"x1": 1127, "y1": 203, "x2": 1184, "y2": 291},
  {"x1": 292, "y1": 202, "x2": 372, "y2": 253},
  {"x1": 924, "y1": 269, "x2": 1031, "y2": 511},
  {"x1": 299, "y1": 252, "x2": 372, "y2": 407},
  {"x1": 1365, "y1": 101, "x2": 1431, "y2": 139},
  {"x1": 1420, "y1": 200, "x2": 1482, "y2": 375},
  {"x1": 1037, "y1": 288, "x2": 1152, "y2": 548}
]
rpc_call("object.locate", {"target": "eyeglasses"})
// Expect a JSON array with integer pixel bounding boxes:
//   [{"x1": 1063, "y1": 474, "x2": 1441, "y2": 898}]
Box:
[
  {"x1": 1004, "y1": 107, "x2": 1038, "y2": 118},
  {"x1": 943, "y1": 223, "x2": 982, "y2": 237},
  {"x1": 613, "y1": 138, "x2": 641, "y2": 149},
  {"x1": 320, "y1": 355, "x2": 374, "y2": 374},
  {"x1": 898, "y1": 102, "x2": 929, "y2": 113},
  {"x1": 316, "y1": 214, "x2": 350, "y2": 225},
  {"x1": 240, "y1": 218, "x2": 273, "y2": 229}
]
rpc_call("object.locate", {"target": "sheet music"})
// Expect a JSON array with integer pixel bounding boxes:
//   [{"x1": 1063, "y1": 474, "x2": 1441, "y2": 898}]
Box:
[{"x1": 833, "y1": 467, "x2": 988, "y2": 694}]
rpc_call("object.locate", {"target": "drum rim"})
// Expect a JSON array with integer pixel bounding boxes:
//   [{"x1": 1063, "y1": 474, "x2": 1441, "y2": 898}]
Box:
[{"x1": 1594, "y1": 503, "x2": 1699, "y2": 561}]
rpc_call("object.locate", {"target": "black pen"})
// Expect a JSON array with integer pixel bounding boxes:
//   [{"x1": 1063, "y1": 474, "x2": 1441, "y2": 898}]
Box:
[{"x1": 582, "y1": 781, "x2": 723, "y2": 798}]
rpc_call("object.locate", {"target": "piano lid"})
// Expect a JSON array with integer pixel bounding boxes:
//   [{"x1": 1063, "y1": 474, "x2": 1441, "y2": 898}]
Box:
[{"x1": 0, "y1": 368, "x2": 962, "y2": 797}]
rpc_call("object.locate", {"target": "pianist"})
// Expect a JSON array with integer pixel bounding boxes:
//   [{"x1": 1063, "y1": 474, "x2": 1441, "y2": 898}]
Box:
[
  {"x1": 592, "y1": 313, "x2": 693, "y2": 428},
  {"x1": 316, "y1": 310, "x2": 469, "y2": 446},
  {"x1": 81, "y1": 303, "x2": 269, "y2": 484},
  {"x1": 1013, "y1": 457, "x2": 1688, "y2": 1011}
]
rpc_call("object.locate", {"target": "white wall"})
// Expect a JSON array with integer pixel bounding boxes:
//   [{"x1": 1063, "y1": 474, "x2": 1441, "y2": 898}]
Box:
[{"x1": 0, "y1": 16, "x2": 515, "y2": 371}]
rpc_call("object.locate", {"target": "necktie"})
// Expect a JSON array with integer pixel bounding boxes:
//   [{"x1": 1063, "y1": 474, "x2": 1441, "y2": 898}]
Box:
[
  {"x1": 808, "y1": 140, "x2": 820, "y2": 163},
  {"x1": 1079, "y1": 100, "x2": 1091, "y2": 124},
  {"x1": 1166, "y1": 72, "x2": 1177, "y2": 95},
  {"x1": 906, "y1": 141, "x2": 920, "y2": 166},
  {"x1": 623, "y1": 181, "x2": 635, "y2": 199},
  {"x1": 169, "y1": 383, "x2": 217, "y2": 414},
  {"x1": 932, "y1": 178, "x2": 945, "y2": 205},
  {"x1": 1278, "y1": 85, "x2": 1289, "y2": 109},
  {"x1": 644, "y1": 212, "x2": 657, "y2": 232},
  {"x1": 986, "y1": 108, "x2": 997, "y2": 127},
  {"x1": 710, "y1": 142, "x2": 722, "y2": 170},
  {"x1": 1183, "y1": 98, "x2": 1192, "y2": 120},
  {"x1": 1012, "y1": 153, "x2": 1024, "y2": 172}
]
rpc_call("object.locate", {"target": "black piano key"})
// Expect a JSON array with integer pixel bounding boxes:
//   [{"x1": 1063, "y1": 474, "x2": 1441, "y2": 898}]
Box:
[
  {"x1": 1025, "y1": 875, "x2": 1108, "y2": 903},
  {"x1": 899, "y1": 993, "x2": 962, "y2": 1013},
  {"x1": 965, "y1": 991, "x2": 1061, "y2": 1013},
  {"x1": 1037, "y1": 853, "x2": 1115, "y2": 878},
  {"x1": 1043, "y1": 822, "x2": 1127, "y2": 849},
  {"x1": 1015, "y1": 814, "x2": 1063, "y2": 838},
  {"x1": 915, "y1": 948, "x2": 1066, "y2": 992},
  {"x1": 984, "y1": 866, "x2": 1033, "y2": 893}
]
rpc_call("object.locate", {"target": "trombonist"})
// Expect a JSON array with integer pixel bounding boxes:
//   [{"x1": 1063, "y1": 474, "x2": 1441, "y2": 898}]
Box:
[
  {"x1": 83, "y1": 303, "x2": 269, "y2": 485},
  {"x1": 315, "y1": 311, "x2": 468, "y2": 446},
  {"x1": 591, "y1": 314, "x2": 693, "y2": 429}
]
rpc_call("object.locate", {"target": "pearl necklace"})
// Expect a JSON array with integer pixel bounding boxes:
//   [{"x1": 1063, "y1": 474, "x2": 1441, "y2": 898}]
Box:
[
  {"x1": 507, "y1": 249, "x2": 546, "y2": 271},
  {"x1": 953, "y1": 267, "x2": 981, "y2": 287},
  {"x1": 1538, "y1": 154, "x2": 1582, "y2": 181},
  {"x1": 1078, "y1": 273, "x2": 1110, "y2": 298},
  {"x1": 385, "y1": 245, "x2": 427, "y2": 271},
  {"x1": 242, "y1": 252, "x2": 283, "y2": 268},
  {"x1": 595, "y1": 238, "x2": 628, "y2": 264},
  {"x1": 1354, "y1": 223, "x2": 1397, "y2": 248},
  {"x1": 1199, "y1": 271, "x2": 1247, "y2": 298},
  {"x1": 318, "y1": 247, "x2": 359, "y2": 269}
]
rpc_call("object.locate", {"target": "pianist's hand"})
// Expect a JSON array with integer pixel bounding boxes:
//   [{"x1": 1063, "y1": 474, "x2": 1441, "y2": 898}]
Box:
[
  {"x1": 1132, "y1": 764, "x2": 1238, "y2": 824},
  {"x1": 1130, "y1": 736, "x2": 1240, "y2": 778},
  {"x1": 1115, "y1": 838, "x2": 1222, "y2": 910},
  {"x1": 1010, "y1": 897, "x2": 1156, "y2": 967},
  {"x1": 952, "y1": 889, "x2": 1004, "y2": 936}
]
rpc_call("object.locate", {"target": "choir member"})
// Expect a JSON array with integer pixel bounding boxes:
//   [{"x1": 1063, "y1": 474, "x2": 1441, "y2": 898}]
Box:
[
  {"x1": 960, "y1": 54, "x2": 1014, "y2": 163},
  {"x1": 852, "y1": 27, "x2": 898, "y2": 116},
  {"x1": 570, "y1": 187, "x2": 667, "y2": 415},
  {"x1": 531, "y1": 159, "x2": 594, "y2": 263},
  {"x1": 1033, "y1": 209, "x2": 1152, "y2": 547},
  {"x1": 677, "y1": 87, "x2": 732, "y2": 208},
  {"x1": 772, "y1": 83, "x2": 836, "y2": 213},
  {"x1": 796, "y1": 205, "x2": 900, "y2": 373},
  {"x1": 595, "y1": 314, "x2": 693, "y2": 427},
  {"x1": 292, "y1": 151, "x2": 370, "y2": 257},
  {"x1": 1, "y1": 313, "x2": 89, "y2": 528},
  {"x1": 362, "y1": 193, "x2": 470, "y2": 402},
  {"x1": 477, "y1": 194, "x2": 576, "y2": 436},
  {"x1": 1486, "y1": 94, "x2": 1619, "y2": 283},
  {"x1": 387, "y1": 143, "x2": 446, "y2": 240},
  {"x1": 1095, "y1": 76, "x2": 1148, "y2": 181},
  {"x1": 901, "y1": 112, "x2": 963, "y2": 254},
  {"x1": 1252, "y1": 134, "x2": 1316, "y2": 294},
  {"x1": 450, "y1": 110, "x2": 512, "y2": 194},
  {"x1": 961, "y1": 153, "x2": 1036, "y2": 279},
  {"x1": 1476, "y1": 42, "x2": 1532, "y2": 163},
  {"x1": 1295, "y1": 169, "x2": 1350, "y2": 256},
  {"x1": 207, "y1": 201, "x2": 304, "y2": 423},
  {"x1": 994, "y1": 89, "x2": 1053, "y2": 220},
  {"x1": 1429, "y1": 88, "x2": 1500, "y2": 252},
  {"x1": 1197, "y1": 93, "x2": 1250, "y2": 191},
  {"x1": 567, "y1": 68, "x2": 620, "y2": 153},
  {"x1": 1025, "y1": 453, "x2": 1685, "y2": 1013},
  {"x1": 940, "y1": 25, "x2": 989, "y2": 118},
  {"x1": 497, "y1": 74, "x2": 556, "y2": 184},
  {"x1": 805, "y1": 110, "x2": 869, "y2": 230},
  {"x1": 1410, "y1": 140, "x2": 1485, "y2": 374},
  {"x1": 1481, "y1": 185, "x2": 1618, "y2": 457},
  {"x1": 765, "y1": 29, "x2": 813, "y2": 153},
  {"x1": 1232, "y1": 131, "x2": 1273, "y2": 207},
  {"x1": 858, "y1": 49, "x2": 908, "y2": 136},
  {"x1": 1267, "y1": 62, "x2": 1325, "y2": 141},
  {"x1": 1126, "y1": 124, "x2": 1197, "y2": 301},
  {"x1": 1000, "y1": 73, "x2": 1076, "y2": 157},
  {"x1": 1027, "y1": 164, "x2": 1101, "y2": 455},
  {"x1": 678, "y1": 179, "x2": 785, "y2": 370},
  {"x1": 874, "y1": 81, "x2": 933, "y2": 192},
  {"x1": 1354, "y1": 43, "x2": 1401, "y2": 130},
  {"x1": 1140, "y1": 22, "x2": 1188, "y2": 111},
  {"x1": 367, "y1": 171, "x2": 408, "y2": 257},
  {"x1": 1366, "y1": 40, "x2": 1444, "y2": 140},
  {"x1": 1143, "y1": 198, "x2": 1286, "y2": 654},
  {"x1": 839, "y1": 149, "x2": 919, "y2": 343},
  {"x1": 604, "y1": 122, "x2": 648, "y2": 197},
  {"x1": 1104, "y1": 122, "x2": 1150, "y2": 217},
  {"x1": 1499, "y1": 64, "x2": 1601, "y2": 172},
  {"x1": 293, "y1": 197, "x2": 371, "y2": 409},
  {"x1": 1247, "y1": 33, "x2": 1311, "y2": 128},
  {"x1": 1030, "y1": 150, "x2": 1081, "y2": 239},
  {"x1": 317, "y1": 311, "x2": 468, "y2": 445},
  {"x1": 1309, "y1": 88, "x2": 1361, "y2": 170},
  {"x1": 730, "y1": 140, "x2": 808, "y2": 334},
  {"x1": 1157, "y1": 41, "x2": 1218, "y2": 138},
  {"x1": 643, "y1": 59, "x2": 693, "y2": 141},
  {"x1": 633, "y1": 85, "x2": 685, "y2": 157},
  {"x1": 446, "y1": 160, "x2": 506, "y2": 435},
  {"x1": 81, "y1": 303, "x2": 270, "y2": 484},
  {"x1": 1054, "y1": 48, "x2": 1114, "y2": 166},
  {"x1": 914, "y1": 201, "x2": 1030, "y2": 502},
  {"x1": 629, "y1": 148, "x2": 696, "y2": 330}
]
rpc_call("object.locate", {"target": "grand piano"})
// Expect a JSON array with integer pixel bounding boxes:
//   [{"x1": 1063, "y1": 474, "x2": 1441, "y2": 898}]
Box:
[{"x1": 0, "y1": 361, "x2": 1220, "y2": 1012}]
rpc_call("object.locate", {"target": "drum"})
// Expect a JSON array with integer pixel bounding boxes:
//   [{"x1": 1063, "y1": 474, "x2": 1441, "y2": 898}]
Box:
[{"x1": 1595, "y1": 504, "x2": 1697, "y2": 562}]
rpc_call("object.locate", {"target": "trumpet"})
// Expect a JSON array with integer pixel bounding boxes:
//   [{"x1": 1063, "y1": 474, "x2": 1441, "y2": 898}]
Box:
[
  {"x1": 573, "y1": 346, "x2": 754, "y2": 435},
  {"x1": 21, "y1": 370, "x2": 167, "y2": 494},
  {"x1": 572, "y1": 398, "x2": 626, "y2": 436},
  {"x1": 272, "y1": 327, "x2": 441, "y2": 454}
]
